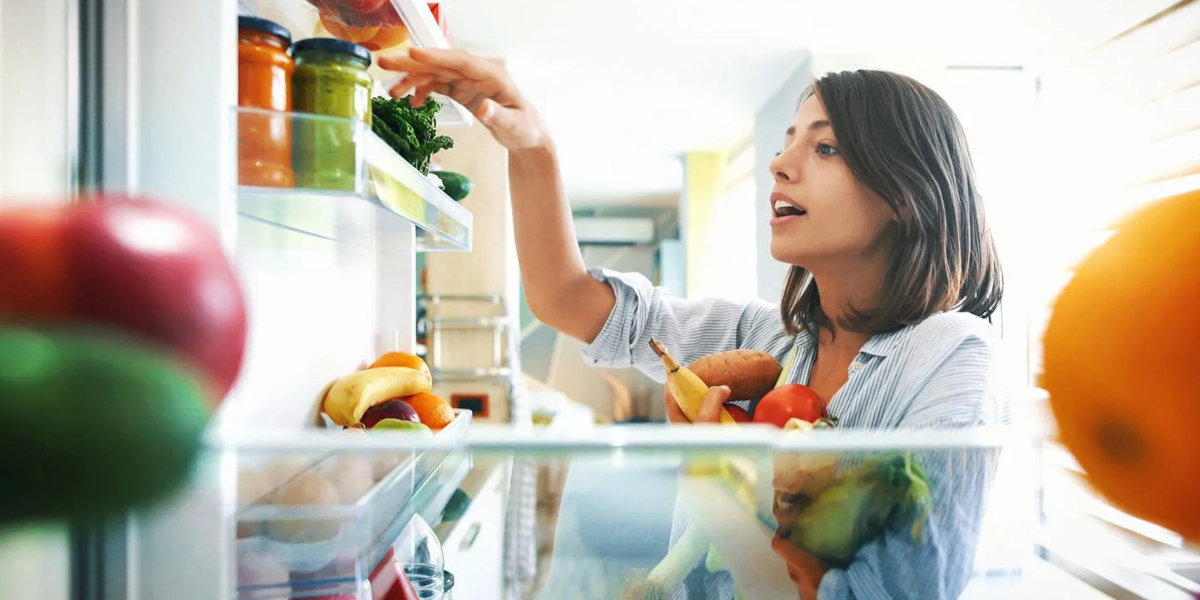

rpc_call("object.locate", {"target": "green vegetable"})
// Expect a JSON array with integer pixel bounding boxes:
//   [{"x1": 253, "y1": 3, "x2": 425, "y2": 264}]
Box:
[
  {"x1": 620, "y1": 524, "x2": 709, "y2": 600},
  {"x1": 0, "y1": 326, "x2": 210, "y2": 522},
  {"x1": 704, "y1": 544, "x2": 725, "y2": 573},
  {"x1": 432, "y1": 170, "x2": 473, "y2": 201},
  {"x1": 371, "y1": 96, "x2": 455, "y2": 175},
  {"x1": 785, "y1": 452, "x2": 931, "y2": 568}
]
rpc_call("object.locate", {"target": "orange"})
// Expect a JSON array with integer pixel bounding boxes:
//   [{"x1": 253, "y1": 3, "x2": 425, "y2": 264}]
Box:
[
  {"x1": 370, "y1": 351, "x2": 428, "y2": 374},
  {"x1": 1042, "y1": 189, "x2": 1200, "y2": 542},
  {"x1": 403, "y1": 392, "x2": 455, "y2": 430}
]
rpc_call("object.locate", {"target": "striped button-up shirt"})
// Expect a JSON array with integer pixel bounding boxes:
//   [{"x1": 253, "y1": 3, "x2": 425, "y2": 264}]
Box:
[{"x1": 581, "y1": 267, "x2": 1008, "y2": 599}]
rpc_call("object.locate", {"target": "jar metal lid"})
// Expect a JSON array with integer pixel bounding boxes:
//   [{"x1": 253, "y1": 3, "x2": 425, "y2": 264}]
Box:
[
  {"x1": 292, "y1": 37, "x2": 372, "y2": 66},
  {"x1": 237, "y1": 16, "x2": 292, "y2": 47}
]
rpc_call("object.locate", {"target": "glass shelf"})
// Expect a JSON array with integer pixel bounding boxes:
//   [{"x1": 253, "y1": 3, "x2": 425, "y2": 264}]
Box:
[{"x1": 235, "y1": 107, "x2": 472, "y2": 251}]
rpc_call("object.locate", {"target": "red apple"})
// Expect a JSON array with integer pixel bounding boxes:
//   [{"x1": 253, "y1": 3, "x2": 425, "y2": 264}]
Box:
[
  {"x1": 724, "y1": 403, "x2": 751, "y2": 424},
  {"x1": 360, "y1": 398, "x2": 420, "y2": 428},
  {"x1": 0, "y1": 197, "x2": 247, "y2": 403}
]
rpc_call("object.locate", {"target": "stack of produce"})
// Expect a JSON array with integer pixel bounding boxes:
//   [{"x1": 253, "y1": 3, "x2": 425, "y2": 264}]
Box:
[
  {"x1": 321, "y1": 350, "x2": 456, "y2": 432},
  {"x1": 622, "y1": 341, "x2": 932, "y2": 598},
  {"x1": 0, "y1": 198, "x2": 248, "y2": 521}
]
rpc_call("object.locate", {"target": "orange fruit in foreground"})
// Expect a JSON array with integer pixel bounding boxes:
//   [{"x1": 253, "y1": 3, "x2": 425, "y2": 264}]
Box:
[
  {"x1": 370, "y1": 351, "x2": 428, "y2": 374},
  {"x1": 1042, "y1": 189, "x2": 1200, "y2": 541},
  {"x1": 403, "y1": 392, "x2": 455, "y2": 430}
]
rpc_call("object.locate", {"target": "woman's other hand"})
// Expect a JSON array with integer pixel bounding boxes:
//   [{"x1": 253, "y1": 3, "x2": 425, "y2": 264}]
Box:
[
  {"x1": 664, "y1": 385, "x2": 731, "y2": 424},
  {"x1": 379, "y1": 47, "x2": 550, "y2": 151}
]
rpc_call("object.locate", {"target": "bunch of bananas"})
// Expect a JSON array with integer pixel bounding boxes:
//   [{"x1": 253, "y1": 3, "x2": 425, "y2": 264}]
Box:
[{"x1": 321, "y1": 362, "x2": 432, "y2": 427}]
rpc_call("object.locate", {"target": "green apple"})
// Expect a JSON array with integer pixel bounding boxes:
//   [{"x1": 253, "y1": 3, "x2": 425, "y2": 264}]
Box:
[{"x1": 371, "y1": 418, "x2": 432, "y2": 434}]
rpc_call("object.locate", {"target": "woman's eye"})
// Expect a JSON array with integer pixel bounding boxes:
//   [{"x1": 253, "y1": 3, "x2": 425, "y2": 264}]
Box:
[
  {"x1": 774, "y1": 150, "x2": 783, "y2": 158},
  {"x1": 816, "y1": 143, "x2": 839, "y2": 156}
]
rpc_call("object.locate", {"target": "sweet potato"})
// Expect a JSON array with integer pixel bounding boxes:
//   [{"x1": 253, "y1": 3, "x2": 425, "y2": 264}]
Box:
[{"x1": 688, "y1": 350, "x2": 783, "y2": 401}]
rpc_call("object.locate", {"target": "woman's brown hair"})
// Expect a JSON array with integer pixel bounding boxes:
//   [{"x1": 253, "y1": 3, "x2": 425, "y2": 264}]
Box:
[{"x1": 780, "y1": 70, "x2": 1003, "y2": 336}]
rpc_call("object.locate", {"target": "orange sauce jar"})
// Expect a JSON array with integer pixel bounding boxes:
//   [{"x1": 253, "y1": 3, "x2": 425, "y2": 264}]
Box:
[{"x1": 237, "y1": 16, "x2": 295, "y2": 187}]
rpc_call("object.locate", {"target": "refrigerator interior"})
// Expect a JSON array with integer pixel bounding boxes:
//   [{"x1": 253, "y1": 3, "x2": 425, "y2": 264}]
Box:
[{"x1": 0, "y1": 0, "x2": 1198, "y2": 598}]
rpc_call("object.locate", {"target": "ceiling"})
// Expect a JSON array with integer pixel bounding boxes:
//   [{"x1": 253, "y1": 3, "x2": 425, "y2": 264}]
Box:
[{"x1": 444, "y1": 0, "x2": 1111, "y2": 205}]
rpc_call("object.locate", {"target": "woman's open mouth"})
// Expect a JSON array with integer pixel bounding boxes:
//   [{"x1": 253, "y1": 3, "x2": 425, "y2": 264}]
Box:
[{"x1": 771, "y1": 193, "x2": 807, "y2": 225}]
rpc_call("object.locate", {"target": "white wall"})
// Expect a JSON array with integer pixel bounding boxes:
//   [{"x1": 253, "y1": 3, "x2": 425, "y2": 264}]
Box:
[{"x1": 753, "y1": 56, "x2": 812, "y2": 303}]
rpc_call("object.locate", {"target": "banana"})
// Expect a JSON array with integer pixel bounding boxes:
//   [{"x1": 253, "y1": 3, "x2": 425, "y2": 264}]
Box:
[
  {"x1": 321, "y1": 366, "x2": 432, "y2": 427},
  {"x1": 649, "y1": 339, "x2": 736, "y2": 424}
]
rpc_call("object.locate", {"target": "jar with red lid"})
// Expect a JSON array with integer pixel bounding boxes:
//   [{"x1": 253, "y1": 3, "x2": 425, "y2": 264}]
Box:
[{"x1": 237, "y1": 15, "x2": 295, "y2": 188}]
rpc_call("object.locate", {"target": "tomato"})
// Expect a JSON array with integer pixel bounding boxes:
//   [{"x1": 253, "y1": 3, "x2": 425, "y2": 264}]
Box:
[
  {"x1": 753, "y1": 384, "x2": 825, "y2": 428},
  {"x1": 724, "y1": 403, "x2": 751, "y2": 424}
]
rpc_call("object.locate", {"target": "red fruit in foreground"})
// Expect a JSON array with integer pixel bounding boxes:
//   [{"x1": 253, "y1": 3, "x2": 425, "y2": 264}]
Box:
[{"x1": 0, "y1": 197, "x2": 247, "y2": 403}]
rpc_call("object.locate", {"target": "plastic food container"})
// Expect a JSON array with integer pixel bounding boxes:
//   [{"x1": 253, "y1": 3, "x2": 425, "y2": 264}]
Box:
[
  {"x1": 236, "y1": 16, "x2": 295, "y2": 187},
  {"x1": 316, "y1": 3, "x2": 411, "y2": 51},
  {"x1": 291, "y1": 37, "x2": 373, "y2": 190}
]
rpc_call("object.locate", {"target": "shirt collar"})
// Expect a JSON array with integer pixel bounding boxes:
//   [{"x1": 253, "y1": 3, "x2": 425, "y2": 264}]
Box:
[
  {"x1": 859, "y1": 326, "x2": 907, "y2": 357},
  {"x1": 794, "y1": 322, "x2": 908, "y2": 357}
]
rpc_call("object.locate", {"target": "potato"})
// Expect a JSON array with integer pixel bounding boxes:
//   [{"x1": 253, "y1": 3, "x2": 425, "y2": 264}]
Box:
[{"x1": 688, "y1": 350, "x2": 782, "y2": 401}]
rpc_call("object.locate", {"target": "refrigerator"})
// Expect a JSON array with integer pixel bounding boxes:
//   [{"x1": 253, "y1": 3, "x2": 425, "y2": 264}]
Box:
[{"x1": 3, "y1": 1, "x2": 1199, "y2": 599}]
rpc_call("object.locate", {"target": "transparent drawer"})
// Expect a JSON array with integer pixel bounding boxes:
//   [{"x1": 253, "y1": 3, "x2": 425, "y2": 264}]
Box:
[
  {"x1": 220, "y1": 424, "x2": 1058, "y2": 600},
  {"x1": 233, "y1": 410, "x2": 471, "y2": 598}
]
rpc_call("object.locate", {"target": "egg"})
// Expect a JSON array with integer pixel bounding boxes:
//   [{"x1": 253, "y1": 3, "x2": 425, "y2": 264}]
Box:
[{"x1": 266, "y1": 471, "x2": 341, "y2": 543}]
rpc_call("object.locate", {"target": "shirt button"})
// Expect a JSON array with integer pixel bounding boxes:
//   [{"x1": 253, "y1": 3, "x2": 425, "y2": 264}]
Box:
[{"x1": 849, "y1": 361, "x2": 863, "y2": 374}]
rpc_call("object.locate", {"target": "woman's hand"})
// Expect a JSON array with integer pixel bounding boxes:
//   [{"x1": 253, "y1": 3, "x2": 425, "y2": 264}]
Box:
[
  {"x1": 378, "y1": 47, "x2": 550, "y2": 151},
  {"x1": 664, "y1": 385, "x2": 731, "y2": 424}
]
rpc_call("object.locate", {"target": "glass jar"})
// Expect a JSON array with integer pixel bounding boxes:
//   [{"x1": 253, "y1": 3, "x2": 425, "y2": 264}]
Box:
[
  {"x1": 236, "y1": 16, "x2": 294, "y2": 188},
  {"x1": 291, "y1": 37, "x2": 373, "y2": 191}
]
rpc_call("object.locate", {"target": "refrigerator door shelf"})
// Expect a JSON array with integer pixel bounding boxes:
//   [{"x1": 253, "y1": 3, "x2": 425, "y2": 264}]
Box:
[
  {"x1": 235, "y1": 107, "x2": 473, "y2": 251},
  {"x1": 239, "y1": 0, "x2": 474, "y2": 126}
]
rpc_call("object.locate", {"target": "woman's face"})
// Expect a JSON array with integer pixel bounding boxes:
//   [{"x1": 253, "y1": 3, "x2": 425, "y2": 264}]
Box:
[{"x1": 768, "y1": 95, "x2": 897, "y2": 269}]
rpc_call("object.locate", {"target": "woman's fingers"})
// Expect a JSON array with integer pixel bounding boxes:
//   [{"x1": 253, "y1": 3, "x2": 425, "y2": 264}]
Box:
[
  {"x1": 695, "y1": 385, "x2": 732, "y2": 423},
  {"x1": 408, "y1": 47, "x2": 494, "y2": 80}
]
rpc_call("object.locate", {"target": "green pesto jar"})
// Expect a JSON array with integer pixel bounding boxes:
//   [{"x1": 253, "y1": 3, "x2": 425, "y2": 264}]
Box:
[{"x1": 291, "y1": 38, "x2": 373, "y2": 191}]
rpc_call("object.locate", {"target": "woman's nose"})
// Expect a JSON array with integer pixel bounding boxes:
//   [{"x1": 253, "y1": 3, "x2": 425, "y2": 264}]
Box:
[{"x1": 771, "y1": 151, "x2": 797, "y2": 183}]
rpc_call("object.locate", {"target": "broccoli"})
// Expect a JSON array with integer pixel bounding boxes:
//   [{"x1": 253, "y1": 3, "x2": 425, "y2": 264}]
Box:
[{"x1": 370, "y1": 95, "x2": 454, "y2": 175}]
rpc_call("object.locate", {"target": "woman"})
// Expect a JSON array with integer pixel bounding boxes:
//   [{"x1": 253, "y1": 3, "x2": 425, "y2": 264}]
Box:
[{"x1": 382, "y1": 49, "x2": 1005, "y2": 599}]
